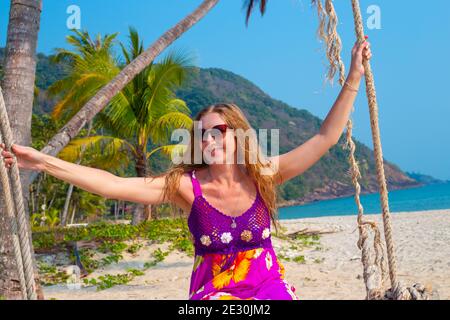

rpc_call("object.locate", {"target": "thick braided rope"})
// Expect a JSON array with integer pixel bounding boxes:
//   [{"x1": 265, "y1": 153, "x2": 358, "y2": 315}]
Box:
[
  {"x1": 0, "y1": 134, "x2": 27, "y2": 299},
  {"x1": 313, "y1": 0, "x2": 387, "y2": 299},
  {"x1": 350, "y1": 0, "x2": 400, "y2": 294},
  {"x1": 345, "y1": 118, "x2": 387, "y2": 299},
  {"x1": 314, "y1": 0, "x2": 432, "y2": 300},
  {"x1": 350, "y1": 0, "x2": 433, "y2": 300},
  {"x1": 0, "y1": 87, "x2": 37, "y2": 300}
]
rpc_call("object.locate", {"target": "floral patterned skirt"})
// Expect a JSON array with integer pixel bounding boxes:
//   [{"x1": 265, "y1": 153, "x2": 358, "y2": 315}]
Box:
[{"x1": 189, "y1": 247, "x2": 299, "y2": 300}]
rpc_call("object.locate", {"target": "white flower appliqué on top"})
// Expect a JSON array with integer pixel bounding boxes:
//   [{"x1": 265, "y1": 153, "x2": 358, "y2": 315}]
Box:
[
  {"x1": 220, "y1": 232, "x2": 233, "y2": 244},
  {"x1": 200, "y1": 235, "x2": 211, "y2": 246},
  {"x1": 262, "y1": 228, "x2": 271, "y2": 239}
]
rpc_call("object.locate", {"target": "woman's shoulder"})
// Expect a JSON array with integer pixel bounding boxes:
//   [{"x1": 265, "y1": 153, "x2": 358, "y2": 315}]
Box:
[
  {"x1": 191, "y1": 167, "x2": 212, "y2": 183},
  {"x1": 170, "y1": 170, "x2": 197, "y2": 213},
  {"x1": 178, "y1": 168, "x2": 208, "y2": 194}
]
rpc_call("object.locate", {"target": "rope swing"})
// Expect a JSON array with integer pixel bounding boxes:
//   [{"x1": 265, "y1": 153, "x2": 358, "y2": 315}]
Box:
[
  {"x1": 313, "y1": 0, "x2": 434, "y2": 300},
  {"x1": 0, "y1": 87, "x2": 37, "y2": 300}
]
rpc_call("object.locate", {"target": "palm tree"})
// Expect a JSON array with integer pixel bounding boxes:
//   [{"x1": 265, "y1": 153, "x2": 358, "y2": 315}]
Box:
[
  {"x1": 0, "y1": 0, "x2": 43, "y2": 300},
  {"x1": 48, "y1": 30, "x2": 121, "y2": 122},
  {"x1": 53, "y1": 28, "x2": 193, "y2": 224},
  {"x1": 30, "y1": 0, "x2": 220, "y2": 187},
  {"x1": 47, "y1": 30, "x2": 120, "y2": 227}
]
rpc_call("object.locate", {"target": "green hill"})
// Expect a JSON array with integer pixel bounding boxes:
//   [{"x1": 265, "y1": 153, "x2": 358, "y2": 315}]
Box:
[
  {"x1": 1, "y1": 50, "x2": 421, "y2": 206},
  {"x1": 406, "y1": 172, "x2": 444, "y2": 185}
]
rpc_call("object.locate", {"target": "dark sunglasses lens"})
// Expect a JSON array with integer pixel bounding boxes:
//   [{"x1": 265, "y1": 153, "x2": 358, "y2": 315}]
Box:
[
  {"x1": 201, "y1": 125, "x2": 228, "y2": 136},
  {"x1": 215, "y1": 124, "x2": 228, "y2": 133}
]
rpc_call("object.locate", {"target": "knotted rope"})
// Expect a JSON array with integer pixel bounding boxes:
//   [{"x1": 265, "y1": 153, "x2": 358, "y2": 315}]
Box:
[
  {"x1": 350, "y1": 0, "x2": 433, "y2": 300},
  {"x1": 0, "y1": 87, "x2": 37, "y2": 300},
  {"x1": 345, "y1": 118, "x2": 387, "y2": 299},
  {"x1": 313, "y1": 0, "x2": 433, "y2": 300},
  {"x1": 349, "y1": 0, "x2": 400, "y2": 294},
  {"x1": 314, "y1": 0, "x2": 346, "y2": 85},
  {"x1": 313, "y1": 0, "x2": 386, "y2": 299}
]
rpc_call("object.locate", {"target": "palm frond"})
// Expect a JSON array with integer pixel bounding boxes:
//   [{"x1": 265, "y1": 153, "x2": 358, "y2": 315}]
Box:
[
  {"x1": 120, "y1": 42, "x2": 132, "y2": 65},
  {"x1": 51, "y1": 48, "x2": 78, "y2": 64},
  {"x1": 165, "y1": 98, "x2": 191, "y2": 114},
  {"x1": 94, "y1": 99, "x2": 140, "y2": 140},
  {"x1": 140, "y1": 50, "x2": 194, "y2": 124},
  {"x1": 58, "y1": 135, "x2": 134, "y2": 171},
  {"x1": 119, "y1": 27, "x2": 150, "y2": 95},
  {"x1": 127, "y1": 26, "x2": 144, "y2": 59},
  {"x1": 243, "y1": 0, "x2": 268, "y2": 26},
  {"x1": 146, "y1": 144, "x2": 188, "y2": 160},
  {"x1": 149, "y1": 112, "x2": 193, "y2": 144},
  {"x1": 50, "y1": 72, "x2": 115, "y2": 122},
  {"x1": 51, "y1": 90, "x2": 76, "y2": 120}
]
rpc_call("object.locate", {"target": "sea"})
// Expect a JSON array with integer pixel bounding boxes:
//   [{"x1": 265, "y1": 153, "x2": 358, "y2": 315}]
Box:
[{"x1": 279, "y1": 182, "x2": 450, "y2": 220}]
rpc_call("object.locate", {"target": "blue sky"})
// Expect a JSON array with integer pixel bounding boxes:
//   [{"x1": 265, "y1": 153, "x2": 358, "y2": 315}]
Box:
[{"x1": 1, "y1": 0, "x2": 449, "y2": 180}]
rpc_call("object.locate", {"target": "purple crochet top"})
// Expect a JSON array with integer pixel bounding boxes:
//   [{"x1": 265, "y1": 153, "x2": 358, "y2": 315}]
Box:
[{"x1": 187, "y1": 169, "x2": 273, "y2": 261}]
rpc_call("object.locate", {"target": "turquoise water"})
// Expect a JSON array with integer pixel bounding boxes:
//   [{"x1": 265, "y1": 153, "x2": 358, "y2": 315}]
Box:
[{"x1": 279, "y1": 182, "x2": 450, "y2": 220}]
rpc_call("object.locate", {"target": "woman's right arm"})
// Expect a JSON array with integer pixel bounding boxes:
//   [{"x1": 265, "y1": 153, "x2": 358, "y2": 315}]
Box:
[
  {"x1": 43, "y1": 155, "x2": 171, "y2": 205},
  {"x1": 1, "y1": 144, "x2": 172, "y2": 206}
]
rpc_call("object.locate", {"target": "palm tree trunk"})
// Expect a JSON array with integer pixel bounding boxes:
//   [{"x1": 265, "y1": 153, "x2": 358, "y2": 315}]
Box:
[
  {"x1": 144, "y1": 204, "x2": 152, "y2": 221},
  {"x1": 69, "y1": 205, "x2": 76, "y2": 225},
  {"x1": 47, "y1": 191, "x2": 56, "y2": 212},
  {"x1": 29, "y1": 0, "x2": 220, "y2": 185},
  {"x1": 35, "y1": 172, "x2": 43, "y2": 213},
  {"x1": 61, "y1": 184, "x2": 74, "y2": 226},
  {"x1": 0, "y1": 0, "x2": 43, "y2": 300},
  {"x1": 40, "y1": 194, "x2": 46, "y2": 227},
  {"x1": 133, "y1": 204, "x2": 152, "y2": 224},
  {"x1": 61, "y1": 120, "x2": 93, "y2": 226},
  {"x1": 132, "y1": 147, "x2": 152, "y2": 225},
  {"x1": 30, "y1": 187, "x2": 35, "y2": 213}
]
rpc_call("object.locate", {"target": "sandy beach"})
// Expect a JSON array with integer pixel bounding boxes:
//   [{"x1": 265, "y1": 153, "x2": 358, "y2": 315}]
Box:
[{"x1": 42, "y1": 209, "x2": 450, "y2": 300}]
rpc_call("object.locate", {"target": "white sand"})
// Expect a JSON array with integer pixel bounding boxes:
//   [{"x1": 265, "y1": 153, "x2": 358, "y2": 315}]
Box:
[{"x1": 43, "y1": 209, "x2": 450, "y2": 300}]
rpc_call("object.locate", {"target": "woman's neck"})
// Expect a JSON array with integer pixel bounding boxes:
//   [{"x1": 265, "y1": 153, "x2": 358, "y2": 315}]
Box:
[{"x1": 207, "y1": 164, "x2": 246, "y2": 188}]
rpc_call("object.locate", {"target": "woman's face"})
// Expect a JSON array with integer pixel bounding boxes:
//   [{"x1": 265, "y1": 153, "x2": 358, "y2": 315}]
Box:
[{"x1": 198, "y1": 113, "x2": 236, "y2": 165}]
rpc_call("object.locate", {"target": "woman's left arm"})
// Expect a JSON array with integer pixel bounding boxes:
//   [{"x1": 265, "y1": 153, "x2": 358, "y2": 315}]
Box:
[{"x1": 270, "y1": 39, "x2": 372, "y2": 185}]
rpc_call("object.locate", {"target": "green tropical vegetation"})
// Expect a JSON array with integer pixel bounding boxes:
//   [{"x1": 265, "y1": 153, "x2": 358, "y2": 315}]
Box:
[
  {"x1": 33, "y1": 218, "x2": 193, "y2": 289},
  {"x1": 46, "y1": 28, "x2": 193, "y2": 224}
]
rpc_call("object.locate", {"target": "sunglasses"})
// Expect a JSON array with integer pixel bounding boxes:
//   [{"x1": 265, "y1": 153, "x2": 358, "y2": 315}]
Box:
[{"x1": 200, "y1": 124, "x2": 230, "y2": 138}]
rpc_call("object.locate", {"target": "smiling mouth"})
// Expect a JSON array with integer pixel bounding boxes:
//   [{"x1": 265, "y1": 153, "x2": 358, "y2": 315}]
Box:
[{"x1": 211, "y1": 147, "x2": 224, "y2": 155}]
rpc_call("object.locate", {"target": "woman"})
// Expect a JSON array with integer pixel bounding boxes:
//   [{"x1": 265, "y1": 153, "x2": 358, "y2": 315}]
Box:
[{"x1": 1, "y1": 39, "x2": 371, "y2": 300}]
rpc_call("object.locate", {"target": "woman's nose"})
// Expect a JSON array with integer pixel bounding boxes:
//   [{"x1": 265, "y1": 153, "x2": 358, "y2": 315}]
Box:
[
  {"x1": 203, "y1": 131, "x2": 216, "y2": 142},
  {"x1": 203, "y1": 131, "x2": 211, "y2": 140}
]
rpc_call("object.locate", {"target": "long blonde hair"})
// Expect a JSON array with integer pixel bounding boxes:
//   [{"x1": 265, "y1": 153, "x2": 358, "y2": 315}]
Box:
[{"x1": 156, "y1": 103, "x2": 282, "y2": 233}]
